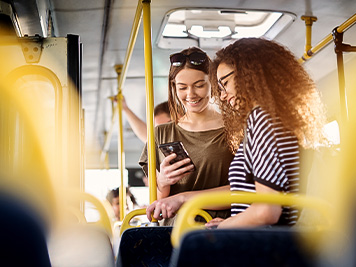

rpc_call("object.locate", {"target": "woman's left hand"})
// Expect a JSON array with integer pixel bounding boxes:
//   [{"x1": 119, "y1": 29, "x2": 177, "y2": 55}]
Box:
[{"x1": 146, "y1": 194, "x2": 185, "y2": 221}]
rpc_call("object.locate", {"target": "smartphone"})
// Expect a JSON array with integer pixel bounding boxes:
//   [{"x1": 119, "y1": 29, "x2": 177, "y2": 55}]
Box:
[{"x1": 158, "y1": 141, "x2": 196, "y2": 172}]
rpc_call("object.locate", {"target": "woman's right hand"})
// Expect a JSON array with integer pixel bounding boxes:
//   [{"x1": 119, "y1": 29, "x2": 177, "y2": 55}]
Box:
[
  {"x1": 205, "y1": 217, "x2": 225, "y2": 228},
  {"x1": 121, "y1": 95, "x2": 128, "y2": 110},
  {"x1": 157, "y1": 153, "x2": 195, "y2": 190}
]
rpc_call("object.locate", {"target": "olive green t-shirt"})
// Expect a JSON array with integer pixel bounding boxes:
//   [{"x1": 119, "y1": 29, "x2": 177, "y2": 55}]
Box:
[{"x1": 139, "y1": 122, "x2": 234, "y2": 224}]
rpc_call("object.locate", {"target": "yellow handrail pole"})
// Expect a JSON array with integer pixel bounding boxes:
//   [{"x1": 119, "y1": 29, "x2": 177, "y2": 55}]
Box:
[
  {"x1": 337, "y1": 12, "x2": 356, "y2": 33},
  {"x1": 142, "y1": 0, "x2": 158, "y2": 215},
  {"x1": 100, "y1": 0, "x2": 143, "y2": 162},
  {"x1": 171, "y1": 191, "x2": 332, "y2": 247},
  {"x1": 298, "y1": 13, "x2": 356, "y2": 63},
  {"x1": 100, "y1": 120, "x2": 114, "y2": 162},
  {"x1": 301, "y1": 15, "x2": 317, "y2": 53},
  {"x1": 116, "y1": 1, "x2": 143, "y2": 91},
  {"x1": 120, "y1": 208, "x2": 147, "y2": 235},
  {"x1": 76, "y1": 191, "x2": 113, "y2": 238},
  {"x1": 99, "y1": 0, "x2": 144, "y2": 220},
  {"x1": 119, "y1": 208, "x2": 212, "y2": 236},
  {"x1": 115, "y1": 65, "x2": 127, "y2": 221}
]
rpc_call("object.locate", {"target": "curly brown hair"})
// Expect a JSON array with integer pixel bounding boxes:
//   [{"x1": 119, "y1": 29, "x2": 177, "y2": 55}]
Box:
[
  {"x1": 210, "y1": 38, "x2": 326, "y2": 153},
  {"x1": 168, "y1": 47, "x2": 211, "y2": 123}
]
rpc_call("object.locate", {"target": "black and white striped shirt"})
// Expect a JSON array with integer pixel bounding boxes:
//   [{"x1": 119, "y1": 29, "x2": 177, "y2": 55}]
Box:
[{"x1": 229, "y1": 107, "x2": 299, "y2": 225}]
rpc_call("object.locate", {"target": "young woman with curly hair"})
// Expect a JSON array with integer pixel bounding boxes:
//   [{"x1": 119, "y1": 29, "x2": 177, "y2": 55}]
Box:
[{"x1": 206, "y1": 38, "x2": 326, "y2": 229}]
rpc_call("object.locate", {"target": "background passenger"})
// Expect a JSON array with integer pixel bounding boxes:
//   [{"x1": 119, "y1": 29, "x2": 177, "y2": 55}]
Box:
[
  {"x1": 106, "y1": 187, "x2": 139, "y2": 221},
  {"x1": 153, "y1": 101, "x2": 172, "y2": 125},
  {"x1": 206, "y1": 38, "x2": 326, "y2": 229},
  {"x1": 120, "y1": 96, "x2": 171, "y2": 142},
  {"x1": 140, "y1": 47, "x2": 234, "y2": 225}
]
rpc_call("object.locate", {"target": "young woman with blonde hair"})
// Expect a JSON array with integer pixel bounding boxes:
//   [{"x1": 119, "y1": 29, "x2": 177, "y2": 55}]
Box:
[{"x1": 140, "y1": 47, "x2": 234, "y2": 225}]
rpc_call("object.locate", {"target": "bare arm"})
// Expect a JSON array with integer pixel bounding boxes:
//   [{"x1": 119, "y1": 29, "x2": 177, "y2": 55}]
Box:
[
  {"x1": 156, "y1": 170, "x2": 170, "y2": 199},
  {"x1": 207, "y1": 182, "x2": 282, "y2": 228},
  {"x1": 177, "y1": 185, "x2": 231, "y2": 209},
  {"x1": 122, "y1": 97, "x2": 147, "y2": 143}
]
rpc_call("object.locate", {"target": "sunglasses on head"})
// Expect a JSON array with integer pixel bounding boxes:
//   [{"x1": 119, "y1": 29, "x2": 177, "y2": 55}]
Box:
[{"x1": 170, "y1": 51, "x2": 207, "y2": 67}]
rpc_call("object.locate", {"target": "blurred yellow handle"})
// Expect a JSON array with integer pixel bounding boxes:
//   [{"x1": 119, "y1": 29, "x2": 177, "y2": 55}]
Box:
[
  {"x1": 120, "y1": 208, "x2": 147, "y2": 236},
  {"x1": 171, "y1": 191, "x2": 331, "y2": 247}
]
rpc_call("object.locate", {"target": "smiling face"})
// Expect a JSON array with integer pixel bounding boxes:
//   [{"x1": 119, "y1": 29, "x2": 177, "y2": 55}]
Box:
[
  {"x1": 216, "y1": 63, "x2": 238, "y2": 109},
  {"x1": 174, "y1": 68, "x2": 211, "y2": 115}
]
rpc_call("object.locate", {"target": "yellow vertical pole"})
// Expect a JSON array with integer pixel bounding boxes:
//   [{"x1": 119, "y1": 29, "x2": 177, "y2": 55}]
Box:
[
  {"x1": 100, "y1": 0, "x2": 143, "y2": 163},
  {"x1": 142, "y1": 0, "x2": 158, "y2": 211},
  {"x1": 103, "y1": 0, "x2": 144, "y2": 222},
  {"x1": 301, "y1": 16, "x2": 317, "y2": 53},
  {"x1": 298, "y1": 13, "x2": 356, "y2": 63},
  {"x1": 115, "y1": 64, "x2": 126, "y2": 221}
]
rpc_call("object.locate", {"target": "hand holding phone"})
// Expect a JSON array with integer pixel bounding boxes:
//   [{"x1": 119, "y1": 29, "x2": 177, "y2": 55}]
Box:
[{"x1": 158, "y1": 141, "x2": 196, "y2": 172}]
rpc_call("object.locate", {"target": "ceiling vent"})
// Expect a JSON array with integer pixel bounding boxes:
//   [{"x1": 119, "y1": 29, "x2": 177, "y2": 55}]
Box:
[{"x1": 156, "y1": 8, "x2": 296, "y2": 49}]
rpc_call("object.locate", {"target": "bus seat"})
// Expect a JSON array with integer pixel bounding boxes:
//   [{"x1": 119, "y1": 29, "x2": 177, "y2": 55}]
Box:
[
  {"x1": 116, "y1": 226, "x2": 173, "y2": 267},
  {"x1": 169, "y1": 227, "x2": 317, "y2": 267},
  {"x1": 297, "y1": 146, "x2": 339, "y2": 227},
  {"x1": 48, "y1": 224, "x2": 115, "y2": 267},
  {"x1": 299, "y1": 147, "x2": 315, "y2": 194},
  {"x1": 0, "y1": 193, "x2": 51, "y2": 267}
]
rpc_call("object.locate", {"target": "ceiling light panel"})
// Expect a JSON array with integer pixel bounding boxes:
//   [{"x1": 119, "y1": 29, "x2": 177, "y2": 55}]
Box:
[{"x1": 157, "y1": 8, "x2": 296, "y2": 49}]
